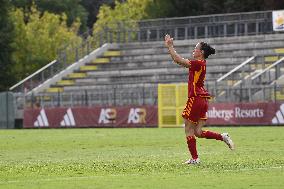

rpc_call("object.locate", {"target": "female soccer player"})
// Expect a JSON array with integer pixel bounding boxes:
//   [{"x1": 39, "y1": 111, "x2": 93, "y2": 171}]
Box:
[{"x1": 164, "y1": 34, "x2": 234, "y2": 164}]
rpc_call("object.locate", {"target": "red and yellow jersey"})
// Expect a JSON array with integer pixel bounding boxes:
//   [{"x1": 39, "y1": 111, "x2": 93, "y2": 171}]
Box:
[{"x1": 187, "y1": 59, "x2": 211, "y2": 98}]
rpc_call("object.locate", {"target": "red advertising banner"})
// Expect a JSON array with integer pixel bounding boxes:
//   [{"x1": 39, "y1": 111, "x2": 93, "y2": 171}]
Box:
[
  {"x1": 24, "y1": 106, "x2": 158, "y2": 128},
  {"x1": 23, "y1": 102, "x2": 284, "y2": 128},
  {"x1": 207, "y1": 102, "x2": 284, "y2": 125}
]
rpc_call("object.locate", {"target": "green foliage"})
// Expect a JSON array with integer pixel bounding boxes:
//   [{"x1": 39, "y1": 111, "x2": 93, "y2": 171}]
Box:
[
  {"x1": 7, "y1": 0, "x2": 284, "y2": 87},
  {"x1": 37, "y1": 0, "x2": 88, "y2": 32},
  {"x1": 81, "y1": 0, "x2": 115, "y2": 28},
  {"x1": 0, "y1": 0, "x2": 15, "y2": 91},
  {"x1": 10, "y1": 4, "x2": 82, "y2": 80},
  {"x1": 145, "y1": 0, "x2": 284, "y2": 18},
  {"x1": 145, "y1": 0, "x2": 202, "y2": 18},
  {"x1": 11, "y1": 0, "x2": 89, "y2": 32},
  {"x1": 144, "y1": 0, "x2": 172, "y2": 19},
  {"x1": 92, "y1": 0, "x2": 152, "y2": 43},
  {"x1": 10, "y1": 0, "x2": 284, "y2": 34},
  {"x1": 0, "y1": 127, "x2": 283, "y2": 188}
]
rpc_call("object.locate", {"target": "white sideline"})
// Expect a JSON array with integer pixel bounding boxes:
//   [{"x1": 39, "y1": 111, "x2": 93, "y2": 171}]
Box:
[{"x1": 0, "y1": 165, "x2": 283, "y2": 184}]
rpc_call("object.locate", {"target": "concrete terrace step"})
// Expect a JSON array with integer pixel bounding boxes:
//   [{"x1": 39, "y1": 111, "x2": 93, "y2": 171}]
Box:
[
  {"x1": 90, "y1": 57, "x2": 250, "y2": 70},
  {"x1": 83, "y1": 65, "x2": 251, "y2": 79},
  {"x1": 119, "y1": 41, "x2": 284, "y2": 56},
  {"x1": 105, "y1": 54, "x2": 250, "y2": 65},
  {"x1": 90, "y1": 65, "x2": 246, "y2": 76},
  {"x1": 61, "y1": 80, "x2": 216, "y2": 93},
  {"x1": 117, "y1": 44, "x2": 278, "y2": 58},
  {"x1": 104, "y1": 50, "x2": 282, "y2": 63},
  {"x1": 72, "y1": 71, "x2": 230, "y2": 86},
  {"x1": 120, "y1": 33, "x2": 284, "y2": 49},
  {"x1": 74, "y1": 72, "x2": 242, "y2": 84},
  {"x1": 75, "y1": 74, "x2": 187, "y2": 85},
  {"x1": 86, "y1": 67, "x2": 177, "y2": 77}
]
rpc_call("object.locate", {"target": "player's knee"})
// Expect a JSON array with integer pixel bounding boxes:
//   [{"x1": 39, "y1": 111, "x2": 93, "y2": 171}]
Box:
[{"x1": 194, "y1": 130, "x2": 202, "y2": 138}]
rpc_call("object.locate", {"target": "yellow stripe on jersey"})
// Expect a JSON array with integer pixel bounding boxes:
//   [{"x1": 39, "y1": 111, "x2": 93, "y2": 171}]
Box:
[{"x1": 193, "y1": 68, "x2": 203, "y2": 96}]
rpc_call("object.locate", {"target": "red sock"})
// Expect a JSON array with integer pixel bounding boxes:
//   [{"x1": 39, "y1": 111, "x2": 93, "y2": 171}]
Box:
[
  {"x1": 201, "y1": 130, "x2": 223, "y2": 141},
  {"x1": 186, "y1": 136, "x2": 198, "y2": 159}
]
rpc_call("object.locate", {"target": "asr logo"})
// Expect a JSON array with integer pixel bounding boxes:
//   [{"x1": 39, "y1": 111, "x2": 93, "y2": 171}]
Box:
[
  {"x1": 127, "y1": 108, "x2": 146, "y2": 124},
  {"x1": 98, "y1": 108, "x2": 117, "y2": 124}
]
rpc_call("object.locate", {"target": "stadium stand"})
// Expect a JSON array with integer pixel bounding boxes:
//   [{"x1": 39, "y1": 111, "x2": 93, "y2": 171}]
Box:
[
  {"x1": 30, "y1": 33, "x2": 283, "y2": 106},
  {"x1": 10, "y1": 10, "x2": 284, "y2": 109}
]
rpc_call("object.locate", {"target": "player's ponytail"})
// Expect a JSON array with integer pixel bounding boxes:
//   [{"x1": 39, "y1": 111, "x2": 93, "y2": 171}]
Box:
[{"x1": 200, "y1": 42, "x2": 215, "y2": 59}]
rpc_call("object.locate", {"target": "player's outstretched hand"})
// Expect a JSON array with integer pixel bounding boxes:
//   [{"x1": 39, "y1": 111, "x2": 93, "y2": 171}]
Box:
[{"x1": 164, "y1": 34, "x2": 174, "y2": 48}]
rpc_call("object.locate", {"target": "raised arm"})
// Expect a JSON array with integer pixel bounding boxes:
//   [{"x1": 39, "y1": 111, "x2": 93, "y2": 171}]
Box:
[{"x1": 164, "y1": 34, "x2": 190, "y2": 68}]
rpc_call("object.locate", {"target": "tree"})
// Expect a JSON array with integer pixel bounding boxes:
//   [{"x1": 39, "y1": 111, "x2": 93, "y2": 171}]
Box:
[
  {"x1": 0, "y1": 0, "x2": 15, "y2": 91},
  {"x1": 11, "y1": 0, "x2": 89, "y2": 32},
  {"x1": 222, "y1": 0, "x2": 265, "y2": 13},
  {"x1": 10, "y1": 4, "x2": 82, "y2": 81},
  {"x1": 144, "y1": 0, "x2": 173, "y2": 18},
  {"x1": 92, "y1": 0, "x2": 151, "y2": 43},
  {"x1": 81, "y1": 0, "x2": 115, "y2": 29},
  {"x1": 263, "y1": 0, "x2": 284, "y2": 10},
  {"x1": 145, "y1": 0, "x2": 284, "y2": 19}
]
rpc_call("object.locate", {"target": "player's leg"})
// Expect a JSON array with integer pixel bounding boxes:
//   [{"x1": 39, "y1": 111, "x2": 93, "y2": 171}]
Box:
[
  {"x1": 184, "y1": 119, "x2": 200, "y2": 164},
  {"x1": 194, "y1": 97, "x2": 235, "y2": 149},
  {"x1": 195, "y1": 119, "x2": 223, "y2": 140},
  {"x1": 195, "y1": 120, "x2": 234, "y2": 150},
  {"x1": 195, "y1": 98, "x2": 222, "y2": 140},
  {"x1": 182, "y1": 97, "x2": 200, "y2": 164}
]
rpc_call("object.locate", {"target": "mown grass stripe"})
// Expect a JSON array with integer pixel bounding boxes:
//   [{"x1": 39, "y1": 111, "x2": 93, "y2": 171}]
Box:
[{"x1": 1, "y1": 166, "x2": 283, "y2": 184}]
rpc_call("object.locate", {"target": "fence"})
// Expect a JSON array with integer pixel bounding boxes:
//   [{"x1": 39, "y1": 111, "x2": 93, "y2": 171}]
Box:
[
  {"x1": 208, "y1": 83, "x2": 284, "y2": 102},
  {"x1": 17, "y1": 84, "x2": 158, "y2": 109},
  {"x1": 13, "y1": 82, "x2": 284, "y2": 110}
]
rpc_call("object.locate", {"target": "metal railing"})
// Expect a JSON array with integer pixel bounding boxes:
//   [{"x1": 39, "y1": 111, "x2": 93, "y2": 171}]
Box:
[
  {"x1": 208, "y1": 83, "x2": 284, "y2": 103},
  {"x1": 251, "y1": 56, "x2": 284, "y2": 84},
  {"x1": 213, "y1": 54, "x2": 284, "y2": 99},
  {"x1": 214, "y1": 55, "x2": 264, "y2": 93},
  {"x1": 9, "y1": 60, "x2": 58, "y2": 92},
  {"x1": 216, "y1": 56, "x2": 255, "y2": 83},
  {"x1": 14, "y1": 83, "x2": 284, "y2": 110},
  {"x1": 16, "y1": 84, "x2": 158, "y2": 109},
  {"x1": 102, "y1": 10, "x2": 274, "y2": 42}
]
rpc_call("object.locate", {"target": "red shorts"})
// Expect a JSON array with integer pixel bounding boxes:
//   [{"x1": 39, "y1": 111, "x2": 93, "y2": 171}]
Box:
[{"x1": 182, "y1": 96, "x2": 208, "y2": 124}]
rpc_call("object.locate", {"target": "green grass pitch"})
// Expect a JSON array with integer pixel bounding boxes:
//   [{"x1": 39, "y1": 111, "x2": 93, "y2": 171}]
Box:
[{"x1": 0, "y1": 127, "x2": 283, "y2": 189}]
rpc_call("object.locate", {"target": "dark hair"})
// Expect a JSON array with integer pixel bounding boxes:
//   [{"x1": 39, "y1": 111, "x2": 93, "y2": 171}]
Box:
[{"x1": 200, "y1": 42, "x2": 215, "y2": 59}]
